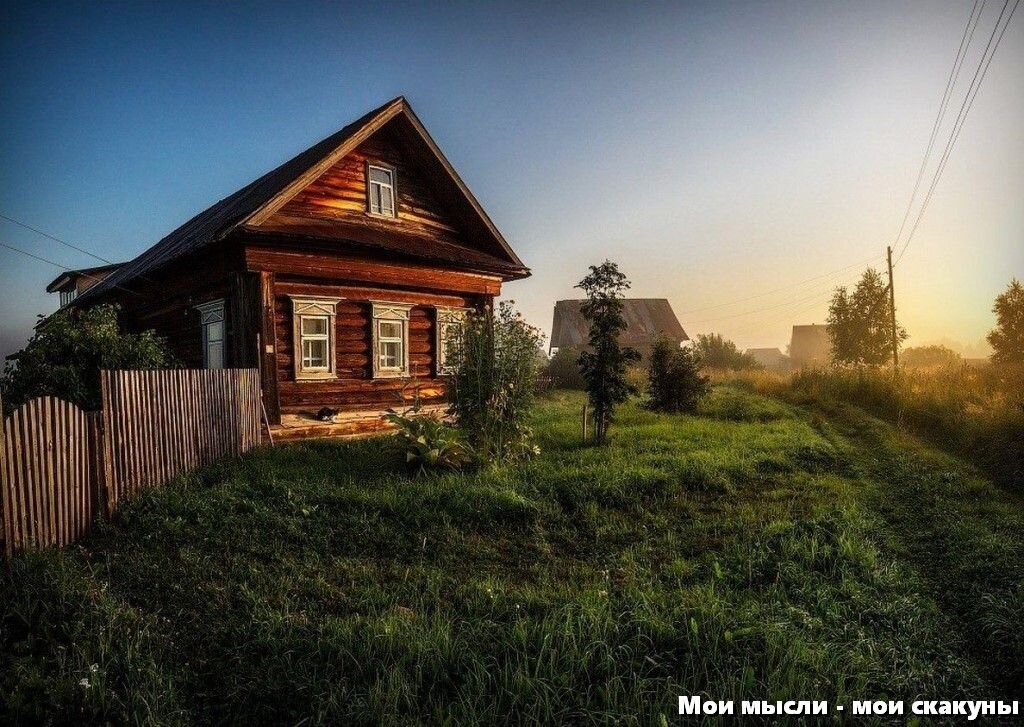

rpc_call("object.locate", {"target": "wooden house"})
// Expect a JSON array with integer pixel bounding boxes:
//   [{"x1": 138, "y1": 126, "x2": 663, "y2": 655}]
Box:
[
  {"x1": 548, "y1": 298, "x2": 687, "y2": 359},
  {"x1": 67, "y1": 97, "x2": 530, "y2": 438},
  {"x1": 789, "y1": 324, "x2": 831, "y2": 369}
]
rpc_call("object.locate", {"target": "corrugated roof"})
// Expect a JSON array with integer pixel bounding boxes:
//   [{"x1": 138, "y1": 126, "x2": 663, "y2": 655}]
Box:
[
  {"x1": 77, "y1": 97, "x2": 527, "y2": 303},
  {"x1": 549, "y1": 298, "x2": 688, "y2": 350}
]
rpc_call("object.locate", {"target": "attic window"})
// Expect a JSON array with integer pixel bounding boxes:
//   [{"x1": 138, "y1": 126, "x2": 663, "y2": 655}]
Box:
[{"x1": 367, "y1": 164, "x2": 396, "y2": 217}]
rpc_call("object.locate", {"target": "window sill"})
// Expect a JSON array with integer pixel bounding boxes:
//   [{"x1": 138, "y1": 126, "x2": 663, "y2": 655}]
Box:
[{"x1": 295, "y1": 373, "x2": 337, "y2": 382}]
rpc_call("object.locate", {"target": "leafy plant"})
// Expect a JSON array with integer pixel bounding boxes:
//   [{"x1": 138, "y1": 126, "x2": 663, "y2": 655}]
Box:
[
  {"x1": 576, "y1": 261, "x2": 640, "y2": 444},
  {"x1": 1, "y1": 304, "x2": 178, "y2": 413},
  {"x1": 384, "y1": 407, "x2": 473, "y2": 474},
  {"x1": 692, "y1": 333, "x2": 760, "y2": 371},
  {"x1": 647, "y1": 335, "x2": 710, "y2": 413},
  {"x1": 446, "y1": 301, "x2": 543, "y2": 463}
]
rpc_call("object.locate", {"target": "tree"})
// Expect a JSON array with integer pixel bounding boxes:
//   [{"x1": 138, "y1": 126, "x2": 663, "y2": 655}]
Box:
[
  {"x1": 827, "y1": 268, "x2": 907, "y2": 366},
  {"x1": 1, "y1": 304, "x2": 177, "y2": 413},
  {"x1": 446, "y1": 301, "x2": 543, "y2": 462},
  {"x1": 544, "y1": 346, "x2": 586, "y2": 389},
  {"x1": 692, "y1": 333, "x2": 760, "y2": 370},
  {"x1": 576, "y1": 261, "x2": 640, "y2": 444},
  {"x1": 647, "y1": 335, "x2": 710, "y2": 413},
  {"x1": 902, "y1": 344, "x2": 962, "y2": 368},
  {"x1": 987, "y1": 278, "x2": 1024, "y2": 364}
]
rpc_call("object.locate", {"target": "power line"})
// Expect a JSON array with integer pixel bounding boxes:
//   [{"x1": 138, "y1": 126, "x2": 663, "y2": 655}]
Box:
[
  {"x1": 676, "y1": 253, "x2": 884, "y2": 315},
  {"x1": 0, "y1": 240, "x2": 142, "y2": 297},
  {"x1": 891, "y1": 0, "x2": 986, "y2": 253},
  {"x1": 0, "y1": 212, "x2": 118, "y2": 266},
  {"x1": 895, "y1": 0, "x2": 1019, "y2": 264}
]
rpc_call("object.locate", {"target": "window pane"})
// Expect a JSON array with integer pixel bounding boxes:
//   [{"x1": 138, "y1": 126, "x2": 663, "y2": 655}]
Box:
[
  {"x1": 207, "y1": 321, "x2": 224, "y2": 342},
  {"x1": 301, "y1": 316, "x2": 327, "y2": 335},
  {"x1": 379, "y1": 321, "x2": 403, "y2": 339},
  {"x1": 379, "y1": 186, "x2": 394, "y2": 215},
  {"x1": 208, "y1": 342, "x2": 224, "y2": 370},
  {"x1": 302, "y1": 339, "x2": 327, "y2": 368},
  {"x1": 380, "y1": 340, "x2": 401, "y2": 368},
  {"x1": 369, "y1": 166, "x2": 392, "y2": 185}
]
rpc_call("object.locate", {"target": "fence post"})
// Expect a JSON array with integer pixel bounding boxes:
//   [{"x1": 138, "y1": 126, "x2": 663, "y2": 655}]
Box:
[
  {"x1": 582, "y1": 403, "x2": 588, "y2": 444},
  {"x1": 0, "y1": 393, "x2": 7, "y2": 559}
]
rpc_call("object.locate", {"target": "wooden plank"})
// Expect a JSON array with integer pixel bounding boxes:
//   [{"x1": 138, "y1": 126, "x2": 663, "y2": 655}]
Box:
[
  {"x1": 10, "y1": 408, "x2": 27, "y2": 552},
  {"x1": 259, "y1": 272, "x2": 281, "y2": 424},
  {"x1": 0, "y1": 397, "x2": 10, "y2": 557},
  {"x1": 100, "y1": 370, "x2": 117, "y2": 514}
]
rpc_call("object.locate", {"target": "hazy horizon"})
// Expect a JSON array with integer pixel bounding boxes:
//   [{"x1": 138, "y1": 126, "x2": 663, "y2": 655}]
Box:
[{"x1": 2, "y1": 0, "x2": 1021, "y2": 361}]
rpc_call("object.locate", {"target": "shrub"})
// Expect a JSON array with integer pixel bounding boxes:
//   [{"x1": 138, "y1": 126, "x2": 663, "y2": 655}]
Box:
[
  {"x1": 1, "y1": 304, "x2": 177, "y2": 413},
  {"x1": 446, "y1": 301, "x2": 543, "y2": 463},
  {"x1": 544, "y1": 347, "x2": 586, "y2": 389},
  {"x1": 647, "y1": 335, "x2": 710, "y2": 413},
  {"x1": 692, "y1": 333, "x2": 760, "y2": 371},
  {"x1": 384, "y1": 408, "x2": 473, "y2": 474},
  {"x1": 902, "y1": 345, "x2": 962, "y2": 368}
]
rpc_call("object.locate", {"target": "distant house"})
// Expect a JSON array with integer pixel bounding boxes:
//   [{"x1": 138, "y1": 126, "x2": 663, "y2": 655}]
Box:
[
  {"x1": 58, "y1": 97, "x2": 530, "y2": 438},
  {"x1": 47, "y1": 263, "x2": 122, "y2": 308},
  {"x1": 789, "y1": 324, "x2": 831, "y2": 368},
  {"x1": 549, "y1": 298, "x2": 687, "y2": 358},
  {"x1": 746, "y1": 347, "x2": 789, "y2": 371}
]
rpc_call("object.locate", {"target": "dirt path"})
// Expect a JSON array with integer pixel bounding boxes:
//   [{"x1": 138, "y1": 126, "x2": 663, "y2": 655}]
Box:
[{"x1": 804, "y1": 399, "x2": 1024, "y2": 698}]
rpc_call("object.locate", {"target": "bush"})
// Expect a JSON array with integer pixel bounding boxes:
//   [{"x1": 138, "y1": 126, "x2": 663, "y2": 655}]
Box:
[
  {"x1": 903, "y1": 345, "x2": 962, "y2": 368},
  {"x1": 692, "y1": 333, "x2": 760, "y2": 371},
  {"x1": 647, "y1": 336, "x2": 710, "y2": 413},
  {"x1": 446, "y1": 301, "x2": 543, "y2": 463},
  {"x1": 384, "y1": 407, "x2": 473, "y2": 474},
  {"x1": 544, "y1": 347, "x2": 586, "y2": 389},
  {"x1": 1, "y1": 304, "x2": 178, "y2": 413}
]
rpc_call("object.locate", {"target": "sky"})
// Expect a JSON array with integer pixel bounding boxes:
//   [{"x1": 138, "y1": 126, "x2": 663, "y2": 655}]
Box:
[{"x1": 1, "y1": 0, "x2": 1021, "y2": 360}]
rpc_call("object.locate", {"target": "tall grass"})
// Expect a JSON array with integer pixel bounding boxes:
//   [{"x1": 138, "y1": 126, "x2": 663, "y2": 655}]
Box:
[{"x1": 715, "y1": 364, "x2": 1024, "y2": 490}]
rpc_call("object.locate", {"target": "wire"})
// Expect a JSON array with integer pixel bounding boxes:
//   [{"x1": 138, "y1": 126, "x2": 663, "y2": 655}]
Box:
[
  {"x1": 895, "y1": 0, "x2": 1019, "y2": 264},
  {"x1": 0, "y1": 212, "x2": 119, "y2": 266},
  {"x1": 675, "y1": 253, "x2": 884, "y2": 315},
  {"x1": 891, "y1": 0, "x2": 985, "y2": 253},
  {"x1": 0, "y1": 240, "x2": 142, "y2": 297}
]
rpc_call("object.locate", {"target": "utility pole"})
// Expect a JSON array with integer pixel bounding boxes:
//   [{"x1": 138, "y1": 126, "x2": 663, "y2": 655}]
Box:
[{"x1": 886, "y1": 246, "x2": 899, "y2": 368}]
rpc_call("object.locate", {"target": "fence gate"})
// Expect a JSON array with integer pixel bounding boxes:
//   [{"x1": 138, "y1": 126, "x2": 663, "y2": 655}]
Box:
[{"x1": 1, "y1": 397, "x2": 97, "y2": 552}]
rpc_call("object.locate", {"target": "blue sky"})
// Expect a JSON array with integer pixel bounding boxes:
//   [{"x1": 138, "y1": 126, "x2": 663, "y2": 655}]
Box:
[{"x1": 1, "y1": 0, "x2": 1021, "y2": 359}]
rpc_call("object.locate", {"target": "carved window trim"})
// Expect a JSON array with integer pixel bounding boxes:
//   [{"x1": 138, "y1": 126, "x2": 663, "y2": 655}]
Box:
[
  {"x1": 371, "y1": 302, "x2": 412, "y2": 379},
  {"x1": 435, "y1": 306, "x2": 471, "y2": 375},
  {"x1": 290, "y1": 295, "x2": 341, "y2": 381},
  {"x1": 195, "y1": 298, "x2": 226, "y2": 370}
]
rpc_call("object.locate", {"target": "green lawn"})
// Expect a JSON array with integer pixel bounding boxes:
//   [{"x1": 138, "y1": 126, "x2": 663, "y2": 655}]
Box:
[{"x1": 2, "y1": 388, "x2": 1022, "y2": 724}]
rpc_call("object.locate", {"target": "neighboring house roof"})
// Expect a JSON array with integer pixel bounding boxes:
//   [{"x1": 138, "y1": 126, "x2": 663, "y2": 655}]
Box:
[
  {"x1": 549, "y1": 298, "x2": 688, "y2": 351},
  {"x1": 789, "y1": 324, "x2": 831, "y2": 364},
  {"x1": 78, "y1": 96, "x2": 527, "y2": 304},
  {"x1": 46, "y1": 263, "x2": 122, "y2": 293},
  {"x1": 746, "y1": 347, "x2": 788, "y2": 367}
]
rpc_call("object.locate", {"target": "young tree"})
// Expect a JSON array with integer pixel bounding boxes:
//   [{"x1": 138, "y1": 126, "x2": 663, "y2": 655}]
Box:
[
  {"x1": 647, "y1": 335, "x2": 710, "y2": 413},
  {"x1": 827, "y1": 268, "x2": 907, "y2": 366},
  {"x1": 576, "y1": 261, "x2": 640, "y2": 444},
  {"x1": 1, "y1": 304, "x2": 177, "y2": 413},
  {"x1": 692, "y1": 333, "x2": 760, "y2": 370},
  {"x1": 987, "y1": 278, "x2": 1024, "y2": 365}
]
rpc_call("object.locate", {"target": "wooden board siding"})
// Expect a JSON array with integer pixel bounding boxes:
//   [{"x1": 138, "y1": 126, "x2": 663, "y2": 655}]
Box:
[
  {"x1": 269, "y1": 124, "x2": 468, "y2": 250},
  {"x1": 271, "y1": 279, "x2": 482, "y2": 415},
  {"x1": 245, "y1": 245, "x2": 502, "y2": 296}
]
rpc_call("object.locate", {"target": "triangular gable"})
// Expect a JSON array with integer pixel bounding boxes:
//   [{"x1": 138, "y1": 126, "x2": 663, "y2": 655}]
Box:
[{"x1": 77, "y1": 97, "x2": 526, "y2": 304}]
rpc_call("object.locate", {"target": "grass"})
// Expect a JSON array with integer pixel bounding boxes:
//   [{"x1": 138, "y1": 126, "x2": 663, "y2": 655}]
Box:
[
  {"x1": 714, "y1": 364, "x2": 1024, "y2": 491},
  {"x1": 2, "y1": 387, "x2": 1022, "y2": 724}
]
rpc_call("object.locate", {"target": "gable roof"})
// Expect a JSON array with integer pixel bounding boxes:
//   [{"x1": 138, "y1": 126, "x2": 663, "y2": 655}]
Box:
[
  {"x1": 550, "y1": 298, "x2": 688, "y2": 351},
  {"x1": 789, "y1": 324, "x2": 831, "y2": 364},
  {"x1": 46, "y1": 263, "x2": 122, "y2": 293},
  {"x1": 79, "y1": 97, "x2": 526, "y2": 303}
]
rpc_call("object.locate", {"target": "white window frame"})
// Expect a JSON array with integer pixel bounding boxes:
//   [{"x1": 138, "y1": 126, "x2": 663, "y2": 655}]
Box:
[
  {"x1": 366, "y1": 162, "x2": 397, "y2": 217},
  {"x1": 436, "y1": 307, "x2": 470, "y2": 375},
  {"x1": 371, "y1": 302, "x2": 412, "y2": 378},
  {"x1": 196, "y1": 299, "x2": 226, "y2": 370},
  {"x1": 290, "y1": 296, "x2": 341, "y2": 381}
]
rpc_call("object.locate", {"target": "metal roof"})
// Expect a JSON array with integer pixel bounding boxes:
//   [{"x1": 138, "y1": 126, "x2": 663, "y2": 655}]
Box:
[{"x1": 549, "y1": 298, "x2": 688, "y2": 351}]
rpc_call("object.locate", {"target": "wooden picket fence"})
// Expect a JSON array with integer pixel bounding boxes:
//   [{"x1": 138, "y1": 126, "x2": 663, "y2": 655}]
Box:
[{"x1": 1, "y1": 369, "x2": 261, "y2": 557}]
